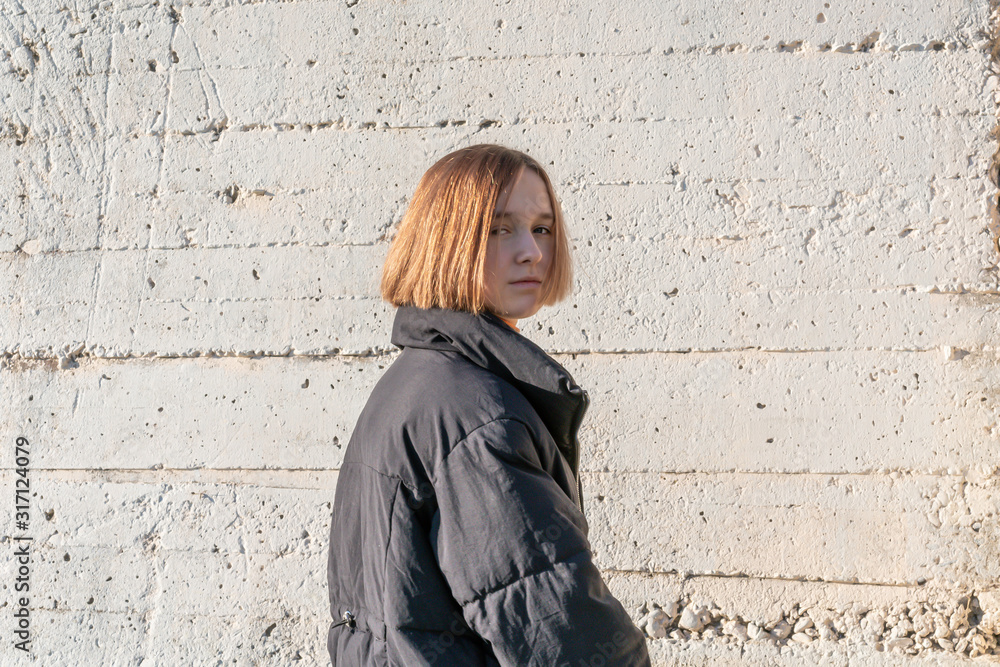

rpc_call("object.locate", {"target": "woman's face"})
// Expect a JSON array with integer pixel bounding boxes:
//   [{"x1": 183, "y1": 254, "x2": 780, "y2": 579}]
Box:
[{"x1": 483, "y1": 168, "x2": 555, "y2": 323}]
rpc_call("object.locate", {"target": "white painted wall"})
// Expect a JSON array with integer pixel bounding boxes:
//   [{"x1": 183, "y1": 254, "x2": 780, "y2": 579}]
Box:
[{"x1": 2, "y1": 0, "x2": 998, "y2": 663}]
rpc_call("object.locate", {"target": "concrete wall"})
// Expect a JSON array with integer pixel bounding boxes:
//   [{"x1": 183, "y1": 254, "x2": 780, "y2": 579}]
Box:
[{"x1": 2, "y1": 0, "x2": 998, "y2": 664}]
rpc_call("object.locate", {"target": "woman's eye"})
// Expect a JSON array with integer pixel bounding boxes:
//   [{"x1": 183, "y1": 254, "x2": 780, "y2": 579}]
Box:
[
  {"x1": 490, "y1": 227, "x2": 509, "y2": 236},
  {"x1": 533, "y1": 226, "x2": 551, "y2": 234}
]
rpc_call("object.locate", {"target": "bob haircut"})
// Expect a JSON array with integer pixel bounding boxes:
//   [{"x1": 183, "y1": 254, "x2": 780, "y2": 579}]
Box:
[{"x1": 381, "y1": 144, "x2": 573, "y2": 315}]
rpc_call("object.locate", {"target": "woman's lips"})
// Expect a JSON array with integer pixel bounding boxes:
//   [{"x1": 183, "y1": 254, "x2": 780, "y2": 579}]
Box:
[{"x1": 511, "y1": 280, "x2": 541, "y2": 286}]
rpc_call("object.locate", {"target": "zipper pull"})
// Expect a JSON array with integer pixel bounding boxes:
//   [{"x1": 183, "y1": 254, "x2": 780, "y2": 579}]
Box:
[{"x1": 332, "y1": 610, "x2": 356, "y2": 629}]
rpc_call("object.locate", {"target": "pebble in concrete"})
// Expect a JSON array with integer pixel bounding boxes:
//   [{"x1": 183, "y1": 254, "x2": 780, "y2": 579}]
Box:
[{"x1": 631, "y1": 594, "x2": 999, "y2": 658}]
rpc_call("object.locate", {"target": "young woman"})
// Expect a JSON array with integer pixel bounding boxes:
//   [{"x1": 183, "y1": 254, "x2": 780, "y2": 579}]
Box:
[{"x1": 327, "y1": 144, "x2": 650, "y2": 666}]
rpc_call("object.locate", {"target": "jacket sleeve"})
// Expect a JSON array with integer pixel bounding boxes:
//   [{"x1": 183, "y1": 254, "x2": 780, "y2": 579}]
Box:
[{"x1": 429, "y1": 418, "x2": 651, "y2": 667}]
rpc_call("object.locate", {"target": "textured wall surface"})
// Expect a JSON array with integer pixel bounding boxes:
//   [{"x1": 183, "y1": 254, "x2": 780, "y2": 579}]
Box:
[{"x1": 2, "y1": 0, "x2": 999, "y2": 664}]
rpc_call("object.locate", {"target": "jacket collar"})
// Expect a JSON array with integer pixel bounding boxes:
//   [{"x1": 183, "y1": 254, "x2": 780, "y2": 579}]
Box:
[{"x1": 391, "y1": 306, "x2": 589, "y2": 458}]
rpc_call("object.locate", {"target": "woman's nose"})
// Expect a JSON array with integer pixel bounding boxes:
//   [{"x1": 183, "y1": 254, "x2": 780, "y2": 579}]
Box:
[{"x1": 515, "y1": 230, "x2": 543, "y2": 263}]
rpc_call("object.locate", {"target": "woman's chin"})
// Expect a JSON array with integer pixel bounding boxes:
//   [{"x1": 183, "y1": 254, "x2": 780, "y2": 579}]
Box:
[{"x1": 506, "y1": 304, "x2": 542, "y2": 321}]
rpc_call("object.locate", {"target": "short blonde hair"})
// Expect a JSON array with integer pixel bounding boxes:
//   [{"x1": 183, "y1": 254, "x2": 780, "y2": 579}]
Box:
[{"x1": 381, "y1": 144, "x2": 572, "y2": 314}]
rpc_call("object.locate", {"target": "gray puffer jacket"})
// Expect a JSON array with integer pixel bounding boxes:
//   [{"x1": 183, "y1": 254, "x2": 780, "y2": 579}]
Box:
[{"x1": 327, "y1": 306, "x2": 650, "y2": 666}]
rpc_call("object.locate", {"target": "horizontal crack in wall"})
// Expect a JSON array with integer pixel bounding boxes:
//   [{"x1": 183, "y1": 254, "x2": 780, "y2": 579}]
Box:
[{"x1": 4, "y1": 345, "x2": 999, "y2": 367}]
